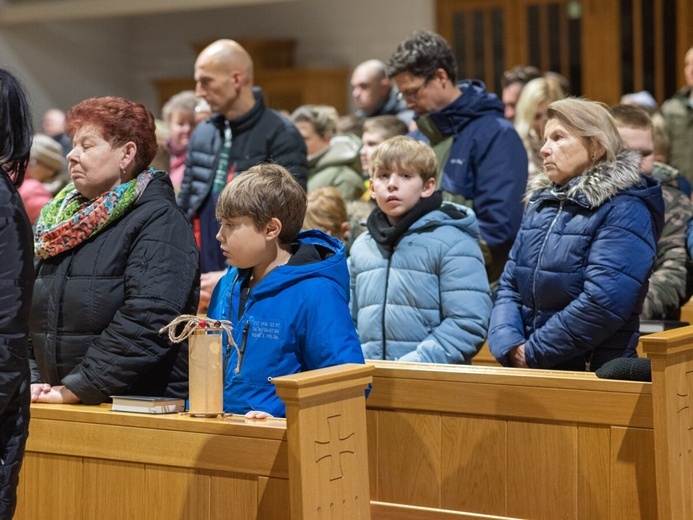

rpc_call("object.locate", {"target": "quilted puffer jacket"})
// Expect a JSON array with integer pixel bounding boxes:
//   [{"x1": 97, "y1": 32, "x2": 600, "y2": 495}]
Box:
[
  {"x1": 488, "y1": 151, "x2": 664, "y2": 371},
  {"x1": 349, "y1": 198, "x2": 492, "y2": 364},
  {"x1": 30, "y1": 173, "x2": 199, "y2": 404}
]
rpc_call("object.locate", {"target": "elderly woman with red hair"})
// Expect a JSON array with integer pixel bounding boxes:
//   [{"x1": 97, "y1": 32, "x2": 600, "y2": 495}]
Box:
[{"x1": 29, "y1": 96, "x2": 199, "y2": 405}]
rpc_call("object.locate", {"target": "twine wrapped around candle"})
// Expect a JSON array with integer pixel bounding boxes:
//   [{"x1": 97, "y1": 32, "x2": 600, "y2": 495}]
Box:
[{"x1": 160, "y1": 315, "x2": 239, "y2": 417}]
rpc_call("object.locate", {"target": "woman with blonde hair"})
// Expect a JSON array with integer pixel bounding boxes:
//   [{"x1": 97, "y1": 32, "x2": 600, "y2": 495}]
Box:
[
  {"x1": 489, "y1": 98, "x2": 663, "y2": 371},
  {"x1": 304, "y1": 187, "x2": 350, "y2": 243},
  {"x1": 514, "y1": 76, "x2": 565, "y2": 181}
]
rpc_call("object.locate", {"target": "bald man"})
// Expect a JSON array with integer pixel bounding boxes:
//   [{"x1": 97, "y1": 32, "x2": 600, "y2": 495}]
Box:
[
  {"x1": 350, "y1": 59, "x2": 413, "y2": 125},
  {"x1": 178, "y1": 39, "x2": 308, "y2": 308}
]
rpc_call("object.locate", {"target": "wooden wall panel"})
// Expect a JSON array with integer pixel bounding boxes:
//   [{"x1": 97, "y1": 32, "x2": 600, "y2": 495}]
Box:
[
  {"x1": 610, "y1": 427, "x2": 658, "y2": 519},
  {"x1": 210, "y1": 471, "x2": 257, "y2": 520},
  {"x1": 367, "y1": 409, "x2": 379, "y2": 499},
  {"x1": 15, "y1": 453, "x2": 83, "y2": 520},
  {"x1": 507, "y1": 421, "x2": 577, "y2": 519},
  {"x1": 145, "y1": 465, "x2": 210, "y2": 519},
  {"x1": 577, "y1": 425, "x2": 611, "y2": 519},
  {"x1": 83, "y1": 460, "x2": 146, "y2": 519},
  {"x1": 440, "y1": 415, "x2": 507, "y2": 515},
  {"x1": 580, "y1": 0, "x2": 621, "y2": 104},
  {"x1": 257, "y1": 477, "x2": 290, "y2": 520},
  {"x1": 677, "y1": 0, "x2": 693, "y2": 88},
  {"x1": 376, "y1": 410, "x2": 441, "y2": 507}
]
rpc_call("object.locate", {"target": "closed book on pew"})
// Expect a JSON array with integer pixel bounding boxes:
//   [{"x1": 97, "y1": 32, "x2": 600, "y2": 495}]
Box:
[
  {"x1": 639, "y1": 320, "x2": 689, "y2": 334},
  {"x1": 111, "y1": 395, "x2": 185, "y2": 414}
]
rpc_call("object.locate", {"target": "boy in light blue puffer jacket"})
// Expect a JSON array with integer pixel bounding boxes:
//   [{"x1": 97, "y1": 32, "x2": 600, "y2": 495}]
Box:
[{"x1": 348, "y1": 136, "x2": 492, "y2": 364}]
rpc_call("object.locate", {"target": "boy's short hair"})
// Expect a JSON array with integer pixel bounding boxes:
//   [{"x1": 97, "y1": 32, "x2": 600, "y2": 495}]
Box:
[
  {"x1": 611, "y1": 103, "x2": 654, "y2": 132},
  {"x1": 362, "y1": 115, "x2": 408, "y2": 140},
  {"x1": 216, "y1": 163, "x2": 307, "y2": 244},
  {"x1": 369, "y1": 136, "x2": 437, "y2": 183}
]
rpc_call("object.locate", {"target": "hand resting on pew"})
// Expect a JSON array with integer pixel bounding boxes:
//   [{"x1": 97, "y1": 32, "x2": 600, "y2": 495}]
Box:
[
  {"x1": 508, "y1": 344, "x2": 528, "y2": 368},
  {"x1": 30, "y1": 384, "x2": 80, "y2": 404},
  {"x1": 244, "y1": 410, "x2": 273, "y2": 420}
]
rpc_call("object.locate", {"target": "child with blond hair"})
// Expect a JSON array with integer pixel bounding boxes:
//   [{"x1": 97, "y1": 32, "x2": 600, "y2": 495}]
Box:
[{"x1": 349, "y1": 136, "x2": 491, "y2": 363}]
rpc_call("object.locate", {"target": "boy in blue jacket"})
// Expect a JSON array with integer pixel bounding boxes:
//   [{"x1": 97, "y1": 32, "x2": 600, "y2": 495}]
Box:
[
  {"x1": 207, "y1": 163, "x2": 365, "y2": 418},
  {"x1": 349, "y1": 136, "x2": 492, "y2": 364}
]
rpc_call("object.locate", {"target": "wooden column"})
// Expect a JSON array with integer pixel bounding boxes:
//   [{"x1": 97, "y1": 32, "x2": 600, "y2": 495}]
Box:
[
  {"x1": 273, "y1": 363, "x2": 373, "y2": 520},
  {"x1": 642, "y1": 326, "x2": 693, "y2": 520}
]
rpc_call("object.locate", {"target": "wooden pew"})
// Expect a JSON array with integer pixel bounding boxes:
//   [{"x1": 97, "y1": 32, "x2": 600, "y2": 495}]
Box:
[
  {"x1": 366, "y1": 326, "x2": 693, "y2": 520},
  {"x1": 14, "y1": 363, "x2": 373, "y2": 520},
  {"x1": 679, "y1": 297, "x2": 693, "y2": 324}
]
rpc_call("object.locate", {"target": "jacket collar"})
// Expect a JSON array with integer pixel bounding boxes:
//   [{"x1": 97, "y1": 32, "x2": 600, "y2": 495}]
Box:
[
  {"x1": 212, "y1": 87, "x2": 266, "y2": 134},
  {"x1": 416, "y1": 80, "x2": 504, "y2": 142},
  {"x1": 527, "y1": 150, "x2": 643, "y2": 208}
]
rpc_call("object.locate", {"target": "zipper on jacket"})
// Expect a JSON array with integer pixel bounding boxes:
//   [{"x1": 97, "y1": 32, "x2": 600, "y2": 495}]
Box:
[
  {"x1": 381, "y1": 251, "x2": 394, "y2": 360},
  {"x1": 234, "y1": 320, "x2": 251, "y2": 374},
  {"x1": 531, "y1": 199, "x2": 564, "y2": 332}
]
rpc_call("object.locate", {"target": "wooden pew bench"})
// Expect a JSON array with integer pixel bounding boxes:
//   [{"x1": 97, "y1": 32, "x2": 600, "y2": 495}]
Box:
[
  {"x1": 15, "y1": 364, "x2": 373, "y2": 520},
  {"x1": 366, "y1": 326, "x2": 693, "y2": 520}
]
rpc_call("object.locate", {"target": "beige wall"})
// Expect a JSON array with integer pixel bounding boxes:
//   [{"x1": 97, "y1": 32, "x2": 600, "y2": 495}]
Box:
[{"x1": 0, "y1": 0, "x2": 434, "y2": 125}]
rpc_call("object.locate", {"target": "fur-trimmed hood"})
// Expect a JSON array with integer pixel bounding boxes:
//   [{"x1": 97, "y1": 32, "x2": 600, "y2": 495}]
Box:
[
  {"x1": 528, "y1": 150, "x2": 645, "y2": 208},
  {"x1": 526, "y1": 149, "x2": 664, "y2": 241}
]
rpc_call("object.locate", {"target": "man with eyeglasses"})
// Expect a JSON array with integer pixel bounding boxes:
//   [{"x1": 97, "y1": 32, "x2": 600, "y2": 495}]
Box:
[{"x1": 386, "y1": 30, "x2": 527, "y2": 287}]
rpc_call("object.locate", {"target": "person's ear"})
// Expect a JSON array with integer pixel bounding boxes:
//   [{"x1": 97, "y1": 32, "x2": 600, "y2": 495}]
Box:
[
  {"x1": 340, "y1": 221, "x2": 351, "y2": 242},
  {"x1": 421, "y1": 177, "x2": 436, "y2": 198},
  {"x1": 265, "y1": 217, "x2": 283, "y2": 240},
  {"x1": 592, "y1": 144, "x2": 606, "y2": 163},
  {"x1": 434, "y1": 68, "x2": 449, "y2": 87},
  {"x1": 120, "y1": 142, "x2": 138, "y2": 172}
]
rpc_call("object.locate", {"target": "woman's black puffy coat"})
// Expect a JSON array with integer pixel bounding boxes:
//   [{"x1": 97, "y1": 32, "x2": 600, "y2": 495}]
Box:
[
  {"x1": 0, "y1": 172, "x2": 34, "y2": 519},
  {"x1": 30, "y1": 173, "x2": 199, "y2": 404}
]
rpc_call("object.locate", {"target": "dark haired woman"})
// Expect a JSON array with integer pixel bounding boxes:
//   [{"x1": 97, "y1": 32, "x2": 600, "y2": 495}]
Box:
[
  {"x1": 29, "y1": 96, "x2": 199, "y2": 405},
  {"x1": 0, "y1": 68, "x2": 34, "y2": 519}
]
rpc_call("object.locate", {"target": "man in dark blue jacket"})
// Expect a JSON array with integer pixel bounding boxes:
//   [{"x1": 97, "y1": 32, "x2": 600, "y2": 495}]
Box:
[
  {"x1": 386, "y1": 31, "x2": 527, "y2": 285},
  {"x1": 178, "y1": 39, "x2": 308, "y2": 309}
]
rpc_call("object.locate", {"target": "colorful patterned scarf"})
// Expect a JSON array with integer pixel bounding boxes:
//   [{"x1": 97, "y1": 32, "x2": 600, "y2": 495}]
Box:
[{"x1": 34, "y1": 169, "x2": 156, "y2": 259}]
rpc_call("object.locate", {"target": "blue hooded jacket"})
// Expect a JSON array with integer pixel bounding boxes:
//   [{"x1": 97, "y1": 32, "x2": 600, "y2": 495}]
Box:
[
  {"x1": 413, "y1": 81, "x2": 527, "y2": 272},
  {"x1": 488, "y1": 151, "x2": 664, "y2": 371},
  {"x1": 207, "y1": 230, "x2": 365, "y2": 417}
]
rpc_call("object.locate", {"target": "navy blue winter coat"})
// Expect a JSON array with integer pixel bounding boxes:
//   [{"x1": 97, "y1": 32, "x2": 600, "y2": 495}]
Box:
[
  {"x1": 488, "y1": 151, "x2": 664, "y2": 371},
  {"x1": 413, "y1": 81, "x2": 527, "y2": 281}
]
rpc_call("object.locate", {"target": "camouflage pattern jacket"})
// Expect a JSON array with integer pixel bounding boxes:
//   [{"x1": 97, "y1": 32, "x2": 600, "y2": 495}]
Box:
[{"x1": 642, "y1": 162, "x2": 693, "y2": 319}]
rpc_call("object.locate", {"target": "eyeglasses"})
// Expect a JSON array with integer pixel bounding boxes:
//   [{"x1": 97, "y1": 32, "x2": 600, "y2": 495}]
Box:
[{"x1": 397, "y1": 78, "x2": 431, "y2": 102}]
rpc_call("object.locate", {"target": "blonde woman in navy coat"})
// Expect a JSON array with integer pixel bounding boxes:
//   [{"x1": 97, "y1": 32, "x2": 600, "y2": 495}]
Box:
[{"x1": 489, "y1": 98, "x2": 664, "y2": 371}]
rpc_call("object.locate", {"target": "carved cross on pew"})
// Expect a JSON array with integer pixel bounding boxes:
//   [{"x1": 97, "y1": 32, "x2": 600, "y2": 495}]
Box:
[
  {"x1": 314, "y1": 414, "x2": 355, "y2": 481},
  {"x1": 676, "y1": 369, "x2": 693, "y2": 459}
]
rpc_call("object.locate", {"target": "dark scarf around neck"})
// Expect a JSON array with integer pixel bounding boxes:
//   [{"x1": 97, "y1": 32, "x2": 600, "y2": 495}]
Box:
[{"x1": 367, "y1": 191, "x2": 443, "y2": 248}]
